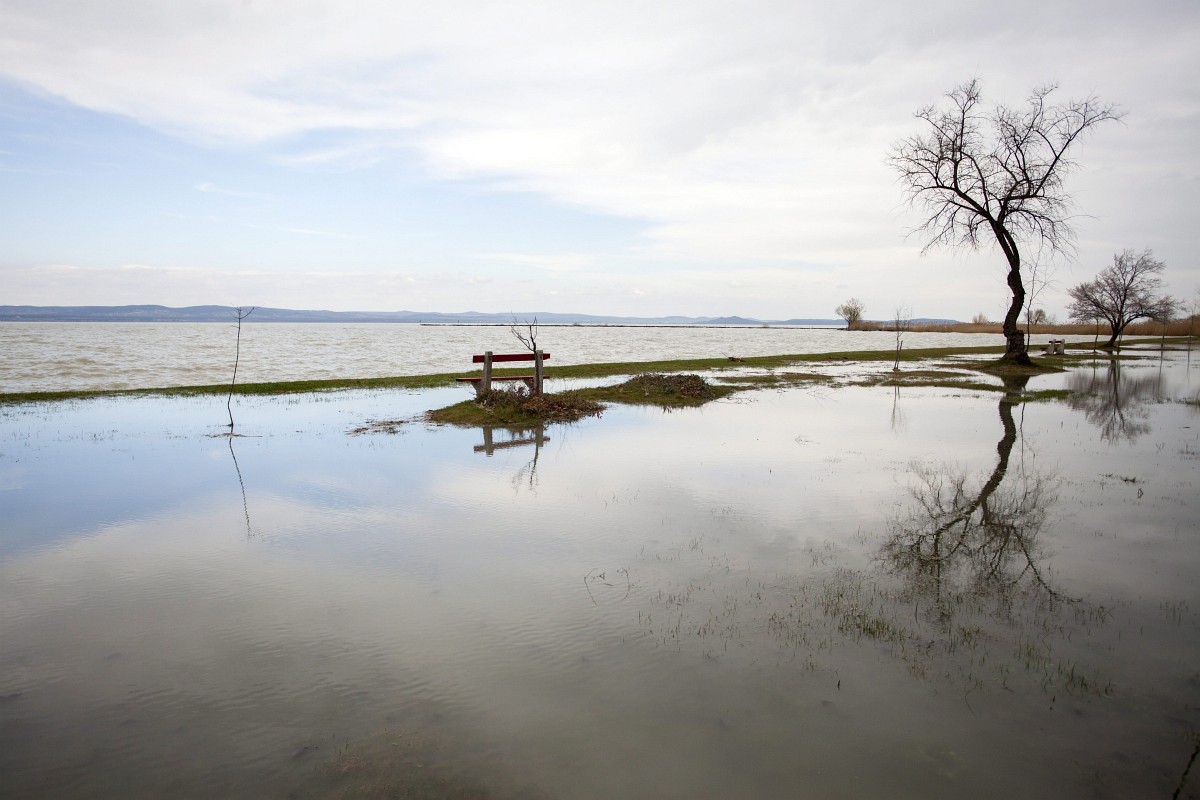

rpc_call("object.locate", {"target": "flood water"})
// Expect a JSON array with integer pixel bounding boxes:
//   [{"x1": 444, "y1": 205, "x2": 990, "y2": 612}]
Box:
[{"x1": 1, "y1": 347, "x2": 1198, "y2": 798}]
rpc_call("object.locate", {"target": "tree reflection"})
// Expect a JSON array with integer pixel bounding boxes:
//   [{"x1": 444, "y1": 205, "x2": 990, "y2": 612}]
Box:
[
  {"x1": 1065, "y1": 359, "x2": 1164, "y2": 443},
  {"x1": 882, "y1": 375, "x2": 1068, "y2": 621},
  {"x1": 228, "y1": 437, "x2": 253, "y2": 538}
]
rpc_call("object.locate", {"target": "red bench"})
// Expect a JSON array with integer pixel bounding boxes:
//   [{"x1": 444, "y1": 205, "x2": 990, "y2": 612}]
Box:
[{"x1": 456, "y1": 350, "x2": 550, "y2": 396}]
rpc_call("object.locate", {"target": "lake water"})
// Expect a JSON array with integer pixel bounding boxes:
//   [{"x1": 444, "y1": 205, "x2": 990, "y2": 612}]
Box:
[
  {"x1": 1, "y1": 346, "x2": 1198, "y2": 798},
  {"x1": 0, "y1": 322, "x2": 1104, "y2": 393}
]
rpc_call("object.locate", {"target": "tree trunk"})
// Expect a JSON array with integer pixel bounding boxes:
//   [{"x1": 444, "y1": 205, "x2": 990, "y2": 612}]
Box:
[{"x1": 1000, "y1": 260, "x2": 1031, "y2": 364}]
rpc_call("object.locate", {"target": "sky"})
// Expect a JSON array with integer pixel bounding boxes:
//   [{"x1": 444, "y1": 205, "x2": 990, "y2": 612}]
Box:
[{"x1": 1, "y1": 0, "x2": 1197, "y2": 320}]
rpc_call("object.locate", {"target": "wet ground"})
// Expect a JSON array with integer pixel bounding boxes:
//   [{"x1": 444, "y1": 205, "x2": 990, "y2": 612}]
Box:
[{"x1": 1, "y1": 345, "x2": 1197, "y2": 798}]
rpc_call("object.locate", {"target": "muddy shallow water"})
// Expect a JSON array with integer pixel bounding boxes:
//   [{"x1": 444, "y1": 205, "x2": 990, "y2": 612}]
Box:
[{"x1": 1, "y1": 348, "x2": 1198, "y2": 799}]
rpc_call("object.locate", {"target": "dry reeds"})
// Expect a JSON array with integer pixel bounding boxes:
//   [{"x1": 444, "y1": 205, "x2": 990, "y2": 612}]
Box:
[{"x1": 851, "y1": 316, "x2": 1199, "y2": 337}]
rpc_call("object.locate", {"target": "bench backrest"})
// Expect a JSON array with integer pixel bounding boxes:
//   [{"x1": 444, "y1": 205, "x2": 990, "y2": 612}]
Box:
[{"x1": 472, "y1": 352, "x2": 551, "y2": 363}]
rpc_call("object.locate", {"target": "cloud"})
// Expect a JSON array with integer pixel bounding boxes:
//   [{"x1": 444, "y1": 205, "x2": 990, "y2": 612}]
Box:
[{"x1": 0, "y1": 0, "x2": 1197, "y2": 313}]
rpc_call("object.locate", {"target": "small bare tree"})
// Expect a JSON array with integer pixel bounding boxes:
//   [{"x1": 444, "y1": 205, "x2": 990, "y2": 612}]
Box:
[
  {"x1": 227, "y1": 306, "x2": 255, "y2": 433},
  {"x1": 1067, "y1": 250, "x2": 1171, "y2": 348},
  {"x1": 890, "y1": 79, "x2": 1121, "y2": 363},
  {"x1": 893, "y1": 305, "x2": 913, "y2": 371},
  {"x1": 508, "y1": 314, "x2": 539, "y2": 352},
  {"x1": 507, "y1": 315, "x2": 546, "y2": 395},
  {"x1": 1023, "y1": 259, "x2": 1055, "y2": 346},
  {"x1": 835, "y1": 298, "x2": 865, "y2": 327},
  {"x1": 1154, "y1": 296, "x2": 1180, "y2": 351},
  {"x1": 1191, "y1": 288, "x2": 1200, "y2": 339}
]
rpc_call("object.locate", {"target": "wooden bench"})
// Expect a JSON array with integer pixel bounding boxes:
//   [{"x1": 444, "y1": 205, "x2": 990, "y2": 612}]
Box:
[
  {"x1": 1042, "y1": 339, "x2": 1066, "y2": 355},
  {"x1": 456, "y1": 350, "x2": 550, "y2": 397}
]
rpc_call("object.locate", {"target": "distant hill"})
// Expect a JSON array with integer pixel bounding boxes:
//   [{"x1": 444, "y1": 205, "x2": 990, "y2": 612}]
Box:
[{"x1": 0, "y1": 305, "x2": 960, "y2": 326}]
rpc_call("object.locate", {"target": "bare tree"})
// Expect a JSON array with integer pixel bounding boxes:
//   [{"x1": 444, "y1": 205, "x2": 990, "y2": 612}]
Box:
[
  {"x1": 227, "y1": 306, "x2": 255, "y2": 433},
  {"x1": 1067, "y1": 249, "x2": 1172, "y2": 348},
  {"x1": 890, "y1": 79, "x2": 1121, "y2": 364},
  {"x1": 835, "y1": 298, "x2": 865, "y2": 327},
  {"x1": 508, "y1": 314, "x2": 539, "y2": 352},
  {"x1": 1191, "y1": 288, "x2": 1200, "y2": 339}
]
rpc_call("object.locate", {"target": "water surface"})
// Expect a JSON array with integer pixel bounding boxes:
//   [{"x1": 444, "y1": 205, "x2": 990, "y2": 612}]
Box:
[{"x1": 1, "y1": 349, "x2": 1197, "y2": 798}]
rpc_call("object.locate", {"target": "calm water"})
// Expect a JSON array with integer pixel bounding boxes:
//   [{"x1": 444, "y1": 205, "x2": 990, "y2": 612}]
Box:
[
  {"x1": 0, "y1": 321, "x2": 1102, "y2": 393},
  {"x1": 1, "y1": 347, "x2": 1198, "y2": 798}
]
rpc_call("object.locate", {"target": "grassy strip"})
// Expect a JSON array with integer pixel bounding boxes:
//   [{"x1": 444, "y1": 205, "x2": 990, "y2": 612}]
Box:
[
  {"x1": 0, "y1": 372, "x2": 462, "y2": 405},
  {"x1": 0, "y1": 338, "x2": 1180, "y2": 406}
]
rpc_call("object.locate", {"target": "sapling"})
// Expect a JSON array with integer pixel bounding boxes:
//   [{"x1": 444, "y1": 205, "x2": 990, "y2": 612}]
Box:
[
  {"x1": 893, "y1": 305, "x2": 912, "y2": 371},
  {"x1": 227, "y1": 306, "x2": 255, "y2": 433}
]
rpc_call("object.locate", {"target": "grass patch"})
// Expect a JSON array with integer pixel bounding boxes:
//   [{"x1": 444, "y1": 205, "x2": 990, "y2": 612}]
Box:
[
  {"x1": 962, "y1": 358, "x2": 1067, "y2": 377},
  {"x1": 717, "y1": 371, "x2": 832, "y2": 387},
  {"x1": 868, "y1": 378, "x2": 1013, "y2": 393},
  {"x1": 426, "y1": 373, "x2": 735, "y2": 426},
  {"x1": 577, "y1": 373, "x2": 737, "y2": 407},
  {"x1": 1023, "y1": 389, "x2": 1077, "y2": 402},
  {"x1": 427, "y1": 387, "x2": 603, "y2": 427}
]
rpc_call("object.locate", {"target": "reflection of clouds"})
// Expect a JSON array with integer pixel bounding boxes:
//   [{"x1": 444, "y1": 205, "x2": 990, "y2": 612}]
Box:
[{"x1": 1066, "y1": 360, "x2": 1164, "y2": 443}]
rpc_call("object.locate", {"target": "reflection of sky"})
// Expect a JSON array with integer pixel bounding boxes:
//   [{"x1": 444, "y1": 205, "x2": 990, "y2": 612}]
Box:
[{"x1": 1, "y1": 352, "x2": 1199, "y2": 798}]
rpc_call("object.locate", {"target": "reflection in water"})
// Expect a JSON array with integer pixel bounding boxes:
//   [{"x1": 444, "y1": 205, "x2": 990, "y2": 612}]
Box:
[
  {"x1": 471, "y1": 425, "x2": 549, "y2": 456},
  {"x1": 802, "y1": 376, "x2": 1116, "y2": 698},
  {"x1": 228, "y1": 437, "x2": 253, "y2": 538},
  {"x1": 890, "y1": 385, "x2": 907, "y2": 433},
  {"x1": 883, "y1": 375, "x2": 1065, "y2": 613},
  {"x1": 472, "y1": 424, "x2": 549, "y2": 490},
  {"x1": 3, "y1": 354, "x2": 1198, "y2": 799},
  {"x1": 1065, "y1": 359, "x2": 1164, "y2": 442}
]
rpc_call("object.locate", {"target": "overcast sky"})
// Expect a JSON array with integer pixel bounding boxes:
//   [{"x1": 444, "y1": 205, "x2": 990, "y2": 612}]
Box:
[{"x1": 1, "y1": 0, "x2": 1197, "y2": 319}]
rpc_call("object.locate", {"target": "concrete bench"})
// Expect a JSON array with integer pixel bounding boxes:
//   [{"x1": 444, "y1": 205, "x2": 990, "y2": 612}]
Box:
[{"x1": 1043, "y1": 339, "x2": 1066, "y2": 355}]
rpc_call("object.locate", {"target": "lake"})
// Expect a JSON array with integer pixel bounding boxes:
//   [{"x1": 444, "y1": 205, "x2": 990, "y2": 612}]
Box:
[
  {"x1": 0, "y1": 321, "x2": 1105, "y2": 393},
  {"x1": 1, "y1": 344, "x2": 1197, "y2": 798}
]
